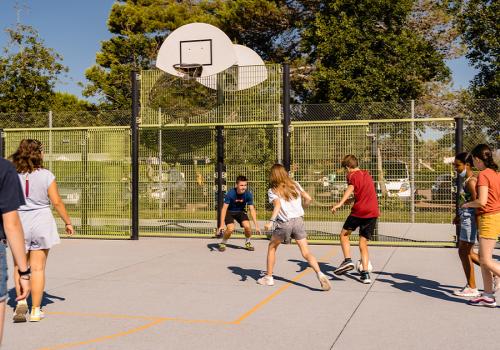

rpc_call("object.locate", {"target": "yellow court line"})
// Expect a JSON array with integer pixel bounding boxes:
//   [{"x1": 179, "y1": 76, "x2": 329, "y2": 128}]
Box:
[
  {"x1": 38, "y1": 313, "x2": 234, "y2": 350},
  {"x1": 39, "y1": 248, "x2": 337, "y2": 349},
  {"x1": 46, "y1": 311, "x2": 233, "y2": 325},
  {"x1": 46, "y1": 311, "x2": 158, "y2": 320},
  {"x1": 38, "y1": 318, "x2": 167, "y2": 350},
  {"x1": 233, "y1": 248, "x2": 338, "y2": 323}
]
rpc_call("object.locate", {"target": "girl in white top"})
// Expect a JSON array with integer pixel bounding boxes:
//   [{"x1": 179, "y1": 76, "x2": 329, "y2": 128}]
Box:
[
  {"x1": 10, "y1": 139, "x2": 74, "y2": 323},
  {"x1": 257, "y1": 164, "x2": 331, "y2": 291}
]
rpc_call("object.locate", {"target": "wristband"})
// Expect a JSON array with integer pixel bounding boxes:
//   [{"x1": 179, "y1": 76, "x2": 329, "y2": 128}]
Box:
[
  {"x1": 65, "y1": 223, "x2": 72, "y2": 226},
  {"x1": 18, "y1": 267, "x2": 31, "y2": 276},
  {"x1": 270, "y1": 219, "x2": 276, "y2": 222}
]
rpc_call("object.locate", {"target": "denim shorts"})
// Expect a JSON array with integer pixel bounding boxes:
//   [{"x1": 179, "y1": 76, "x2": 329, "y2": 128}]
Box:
[
  {"x1": 0, "y1": 242, "x2": 7, "y2": 302},
  {"x1": 458, "y1": 208, "x2": 477, "y2": 243}
]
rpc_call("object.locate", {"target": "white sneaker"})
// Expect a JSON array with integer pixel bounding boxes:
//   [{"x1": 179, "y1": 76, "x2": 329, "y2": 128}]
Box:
[
  {"x1": 318, "y1": 274, "x2": 331, "y2": 291},
  {"x1": 29, "y1": 307, "x2": 45, "y2": 322},
  {"x1": 453, "y1": 286, "x2": 480, "y2": 298},
  {"x1": 257, "y1": 275, "x2": 274, "y2": 286},
  {"x1": 13, "y1": 300, "x2": 28, "y2": 323}
]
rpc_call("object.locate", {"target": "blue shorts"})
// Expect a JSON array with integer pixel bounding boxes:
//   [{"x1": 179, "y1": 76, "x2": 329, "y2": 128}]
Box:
[
  {"x1": 0, "y1": 242, "x2": 7, "y2": 302},
  {"x1": 458, "y1": 208, "x2": 477, "y2": 243}
]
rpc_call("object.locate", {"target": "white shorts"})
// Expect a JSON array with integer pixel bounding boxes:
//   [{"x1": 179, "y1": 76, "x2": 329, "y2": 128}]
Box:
[{"x1": 19, "y1": 208, "x2": 60, "y2": 251}]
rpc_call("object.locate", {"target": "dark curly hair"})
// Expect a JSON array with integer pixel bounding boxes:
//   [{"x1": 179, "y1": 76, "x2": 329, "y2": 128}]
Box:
[
  {"x1": 9, "y1": 139, "x2": 44, "y2": 173},
  {"x1": 470, "y1": 144, "x2": 498, "y2": 171}
]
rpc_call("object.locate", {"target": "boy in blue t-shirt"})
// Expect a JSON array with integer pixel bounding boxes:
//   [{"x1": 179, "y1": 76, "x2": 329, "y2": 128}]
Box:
[{"x1": 217, "y1": 175, "x2": 260, "y2": 251}]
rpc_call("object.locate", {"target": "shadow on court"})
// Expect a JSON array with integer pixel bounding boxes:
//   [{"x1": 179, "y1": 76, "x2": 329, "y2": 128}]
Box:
[
  {"x1": 288, "y1": 259, "x2": 345, "y2": 281},
  {"x1": 207, "y1": 243, "x2": 247, "y2": 251},
  {"x1": 7, "y1": 288, "x2": 65, "y2": 309},
  {"x1": 227, "y1": 265, "x2": 324, "y2": 291},
  {"x1": 375, "y1": 271, "x2": 467, "y2": 304}
]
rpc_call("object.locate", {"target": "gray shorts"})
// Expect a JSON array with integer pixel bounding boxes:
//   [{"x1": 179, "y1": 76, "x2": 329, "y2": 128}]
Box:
[
  {"x1": 19, "y1": 208, "x2": 60, "y2": 251},
  {"x1": 272, "y1": 217, "x2": 307, "y2": 244}
]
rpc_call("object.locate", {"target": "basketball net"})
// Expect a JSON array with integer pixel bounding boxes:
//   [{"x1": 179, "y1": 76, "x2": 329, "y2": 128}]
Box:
[{"x1": 173, "y1": 63, "x2": 203, "y2": 80}]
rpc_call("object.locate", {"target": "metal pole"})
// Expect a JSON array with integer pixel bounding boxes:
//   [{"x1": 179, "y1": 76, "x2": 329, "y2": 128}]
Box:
[
  {"x1": 282, "y1": 63, "x2": 291, "y2": 171},
  {"x1": 158, "y1": 108, "x2": 162, "y2": 218},
  {"x1": 410, "y1": 100, "x2": 415, "y2": 223},
  {"x1": 370, "y1": 123, "x2": 379, "y2": 241},
  {"x1": 48, "y1": 110, "x2": 53, "y2": 171},
  {"x1": 454, "y1": 116, "x2": 463, "y2": 247},
  {"x1": 81, "y1": 130, "x2": 89, "y2": 232},
  {"x1": 131, "y1": 70, "x2": 140, "y2": 240},
  {"x1": 0, "y1": 129, "x2": 4, "y2": 158},
  {"x1": 215, "y1": 126, "x2": 226, "y2": 230}
]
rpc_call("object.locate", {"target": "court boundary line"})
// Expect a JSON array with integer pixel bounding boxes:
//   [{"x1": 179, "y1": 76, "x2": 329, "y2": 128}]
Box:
[{"x1": 36, "y1": 248, "x2": 338, "y2": 350}]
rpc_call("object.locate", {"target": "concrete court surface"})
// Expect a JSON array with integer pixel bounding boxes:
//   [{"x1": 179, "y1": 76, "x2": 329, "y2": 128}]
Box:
[{"x1": 3, "y1": 238, "x2": 500, "y2": 350}]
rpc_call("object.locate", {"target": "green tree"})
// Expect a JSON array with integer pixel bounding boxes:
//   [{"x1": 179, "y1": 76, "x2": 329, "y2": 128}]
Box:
[
  {"x1": 83, "y1": 0, "x2": 217, "y2": 109},
  {"x1": 87, "y1": 0, "x2": 454, "y2": 107},
  {"x1": 408, "y1": 0, "x2": 465, "y2": 59},
  {"x1": 0, "y1": 24, "x2": 67, "y2": 113},
  {"x1": 302, "y1": 0, "x2": 450, "y2": 102},
  {"x1": 50, "y1": 92, "x2": 95, "y2": 111},
  {"x1": 460, "y1": 0, "x2": 499, "y2": 98}
]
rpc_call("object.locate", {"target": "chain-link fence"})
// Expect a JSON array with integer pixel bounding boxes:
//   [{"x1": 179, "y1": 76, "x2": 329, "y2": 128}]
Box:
[
  {"x1": 0, "y1": 83, "x2": 498, "y2": 245},
  {"x1": 1, "y1": 126, "x2": 131, "y2": 238}
]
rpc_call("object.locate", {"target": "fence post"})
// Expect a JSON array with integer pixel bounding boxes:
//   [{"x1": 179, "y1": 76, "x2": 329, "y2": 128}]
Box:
[
  {"x1": 158, "y1": 108, "x2": 163, "y2": 218},
  {"x1": 282, "y1": 63, "x2": 291, "y2": 171},
  {"x1": 369, "y1": 123, "x2": 379, "y2": 241},
  {"x1": 454, "y1": 116, "x2": 464, "y2": 247},
  {"x1": 81, "y1": 130, "x2": 89, "y2": 232},
  {"x1": 410, "y1": 100, "x2": 415, "y2": 223},
  {"x1": 131, "y1": 70, "x2": 140, "y2": 240},
  {"x1": 0, "y1": 129, "x2": 4, "y2": 158},
  {"x1": 215, "y1": 126, "x2": 226, "y2": 231},
  {"x1": 48, "y1": 110, "x2": 53, "y2": 171}
]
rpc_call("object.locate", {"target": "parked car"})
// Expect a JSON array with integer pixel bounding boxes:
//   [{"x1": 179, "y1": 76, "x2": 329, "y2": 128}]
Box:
[
  {"x1": 377, "y1": 161, "x2": 412, "y2": 199},
  {"x1": 431, "y1": 173, "x2": 453, "y2": 203}
]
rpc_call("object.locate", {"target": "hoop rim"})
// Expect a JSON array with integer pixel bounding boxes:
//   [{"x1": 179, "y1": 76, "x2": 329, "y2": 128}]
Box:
[{"x1": 173, "y1": 63, "x2": 203, "y2": 79}]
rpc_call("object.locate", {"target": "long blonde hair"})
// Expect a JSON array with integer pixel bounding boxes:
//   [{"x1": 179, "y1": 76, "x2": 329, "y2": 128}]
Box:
[{"x1": 269, "y1": 164, "x2": 299, "y2": 201}]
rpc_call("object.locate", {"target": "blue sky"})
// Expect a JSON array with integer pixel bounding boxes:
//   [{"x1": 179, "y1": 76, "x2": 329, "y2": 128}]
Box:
[{"x1": 0, "y1": 0, "x2": 478, "y2": 102}]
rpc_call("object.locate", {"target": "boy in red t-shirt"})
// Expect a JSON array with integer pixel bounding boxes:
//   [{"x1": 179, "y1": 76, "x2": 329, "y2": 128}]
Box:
[{"x1": 331, "y1": 155, "x2": 380, "y2": 284}]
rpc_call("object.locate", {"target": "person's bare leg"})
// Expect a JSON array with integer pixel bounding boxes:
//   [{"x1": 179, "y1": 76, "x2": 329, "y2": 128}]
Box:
[
  {"x1": 470, "y1": 248, "x2": 480, "y2": 266},
  {"x1": 479, "y1": 238, "x2": 496, "y2": 294},
  {"x1": 458, "y1": 241, "x2": 476, "y2": 289},
  {"x1": 266, "y1": 238, "x2": 281, "y2": 276},
  {"x1": 222, "y1": 223, "x2": 235, "y2": 242},
  {"x1": 29, "y1": 249, "x2": 49, "y2": 309},
  {"x1": 296, "y1": 238, "x2": 331, "y2": 290},
  {"x1": 340, "y1": 229, "x2": 352, "y2": 259},
  {"x1": 242, "y1": 221, "x2": 252, "y2": 239},
  {"x1": 296, "y1": 238, "x2": 321, "y2": 273},
  {"x1": 359, "y1": 236, "x2": 370, "y2": 271}
]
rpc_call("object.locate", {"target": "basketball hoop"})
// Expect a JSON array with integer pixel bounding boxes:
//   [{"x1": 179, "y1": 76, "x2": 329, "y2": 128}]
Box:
[{"x1": 173, "y1": 63, "x2": 203, "y2": 79}]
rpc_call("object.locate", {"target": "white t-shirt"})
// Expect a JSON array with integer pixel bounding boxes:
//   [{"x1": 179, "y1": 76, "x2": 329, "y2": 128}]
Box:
[
  {"x1": 17, "y1": 168, "x2": 55, "y2": 211},
  {"x1": 267, "y1": 182, "x2": 305, "y2": 222}
]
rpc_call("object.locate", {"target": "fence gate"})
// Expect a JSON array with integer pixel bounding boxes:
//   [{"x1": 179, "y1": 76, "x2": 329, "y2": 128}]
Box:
[{"x1": 137, "y1": 123, "x2": 280, "y2": 237}]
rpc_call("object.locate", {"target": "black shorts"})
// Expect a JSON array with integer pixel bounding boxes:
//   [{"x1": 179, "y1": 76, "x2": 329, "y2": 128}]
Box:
[
  {"x1": 342, "y1": 215, "x2": 377, "y2": 240},
  {"x1": 225, "y1": 211, "x2": 249, "y2": 227}
]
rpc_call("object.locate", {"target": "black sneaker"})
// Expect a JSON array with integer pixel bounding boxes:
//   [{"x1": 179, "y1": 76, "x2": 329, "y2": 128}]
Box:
[
  {"x1": 333, "y1": 259, "x2": 355, "y2": 275},
  {"x1": 360, "y1": 271, "x2": 372, "y2": 284}
]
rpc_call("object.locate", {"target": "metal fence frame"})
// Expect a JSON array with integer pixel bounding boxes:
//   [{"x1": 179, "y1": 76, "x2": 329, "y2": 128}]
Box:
[{"x1": 0, "y1": 64, "x2": 497, "y2": 246}]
